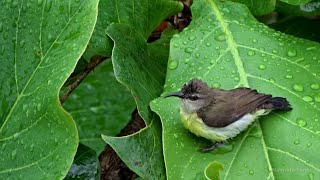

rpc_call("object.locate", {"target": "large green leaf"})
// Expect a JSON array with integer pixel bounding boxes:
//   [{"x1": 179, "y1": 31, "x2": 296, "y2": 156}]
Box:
[
  {"x1": 0, "y1": 0, "x2": 98, "y2": 179},
  {"x1": 232, "y1": 0, "x2": 276, "y2": 15},
  {"x1": 83, "y1": 0, "x2": 183, "y2": 59},
  {"x1": 103, "y1": 24, "x2": 178, "y2": 179},
  {"x1": 102, "y1": 115, "x2": 164, "y2": 180},
  {"x1": 150, "y1": 0, "x2": 320, "y2": 179},
  {"x1": 63, "y1": 60, "x2": 135, "y2": 153}
]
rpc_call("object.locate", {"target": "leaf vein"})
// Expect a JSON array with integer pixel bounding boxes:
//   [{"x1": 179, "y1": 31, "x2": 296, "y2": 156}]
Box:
[{"x1": 267, "y1": 147, "x2": 320, "y2": 172}]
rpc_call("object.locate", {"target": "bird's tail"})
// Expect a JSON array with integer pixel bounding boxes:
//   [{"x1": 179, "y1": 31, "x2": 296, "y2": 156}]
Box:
[{"x1": 262, "y1": 97, "x2": 292, "y2": 111}]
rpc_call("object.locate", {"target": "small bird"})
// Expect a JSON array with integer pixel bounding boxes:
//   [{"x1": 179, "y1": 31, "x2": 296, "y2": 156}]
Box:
[{"x1": 165, "y1": 79, "x2": 292, "y2": 152}]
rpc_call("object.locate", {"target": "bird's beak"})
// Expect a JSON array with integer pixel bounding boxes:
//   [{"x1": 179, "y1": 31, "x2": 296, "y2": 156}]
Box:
[{"x1": 164, "y1": 91, "x2": 184, "y2": 98}]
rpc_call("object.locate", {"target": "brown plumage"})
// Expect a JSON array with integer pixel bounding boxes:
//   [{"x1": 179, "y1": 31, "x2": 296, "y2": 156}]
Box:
[{"x1": 183, "y1": 79, "x2": 292, "y2": 127}]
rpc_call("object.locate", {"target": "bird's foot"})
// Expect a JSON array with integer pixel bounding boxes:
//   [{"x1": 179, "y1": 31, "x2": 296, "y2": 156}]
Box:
[{"x1": 199, "y1": 141, "x2": 226, "y2": 153}]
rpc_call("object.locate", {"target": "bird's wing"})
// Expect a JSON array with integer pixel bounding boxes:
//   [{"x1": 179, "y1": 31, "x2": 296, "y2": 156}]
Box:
[{"x1": 197, "y1": 88, "x2": 272, "y2": 127}]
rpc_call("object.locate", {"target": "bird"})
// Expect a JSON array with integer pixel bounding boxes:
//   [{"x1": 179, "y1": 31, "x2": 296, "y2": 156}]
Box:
[{"x1": 165, "y1": 79, "x2": 292, "y2": 152}]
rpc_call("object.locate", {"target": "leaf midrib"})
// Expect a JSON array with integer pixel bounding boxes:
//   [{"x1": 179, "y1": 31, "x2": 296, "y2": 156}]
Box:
[
  {"x1": 206, "y1": 0, "x2": 274, "y2": 179},
  {"x1": 0, "y1": 1, "x2": 86, "y2": 133}
]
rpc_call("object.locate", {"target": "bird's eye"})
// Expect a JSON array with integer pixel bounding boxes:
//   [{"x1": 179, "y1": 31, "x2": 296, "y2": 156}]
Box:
[{"x1": 189, "y1": 95, "x2": 199, "y2": 101}]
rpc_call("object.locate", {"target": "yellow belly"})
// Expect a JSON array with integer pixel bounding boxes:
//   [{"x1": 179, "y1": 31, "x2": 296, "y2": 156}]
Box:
[{"x1": 179, "y1": 109, "x2": 267, "y2": 142}]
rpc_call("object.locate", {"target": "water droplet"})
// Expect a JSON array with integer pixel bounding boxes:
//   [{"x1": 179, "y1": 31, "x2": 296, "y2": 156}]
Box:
[
  {"x1": 307, "y1": 142, "x2": 312, "y2": 148},
  {"x1": 287, "y1": 49, "x2": 297, "y2": 57},
  {"x1": 252, "y1": 39, "x2": 258, "y2": 43},
  {"x1": 306, "y1": 46, "x2": 316, "y2": 51},
  {"x1": 296, "y1": 118, "x2": 307, "y2": 127},
  {"x1": 212, "y1": 143, "x2": 233, "y2": 154},
  {"x1": 173, "y1": 134, "x2": 178, "y2": 138},
  {"x1": 13, "y1": 133, "x2": 19, "y2": 139},
  {"x1": 285, "y1": 75, "x2": 293, "y2": 79},
  {"x1": 173, "y1": 34, "x2": 180, "y2": 38},
  {"x1": 234, "y1": 77, "x2": 240, "y2": 82},
  {"x1": 311, "y1": 83, "x2": 319, "y2": 90},
  {"x1": 184, "y1": 47, "x2": 194, "y2": 53},
  {"x1": 293, "y1": 140, "x2": 300, "y2": 145},
  {"x1": 173, "y1": 43, "x2": 179, "y2": 48},
  {"x1": 37, "y1": 0, "x2": 43, "y2": 5},
  {"x1": 11, "y1": 149, "x2": 17, "y2": 160},
  {"x1": 206, "y1": 42, "x2": 211, "y2": 47},
  {"x1": 258, "y1": 64, "x2": 266, "y2": 70},
  {"x1": 292, "y1": 84, "x2": 304, "y2": 92},
  {"x1": 308, "y1": 172, "x2": 314, "y2": 180},
  {"x1": 188, "y1": 36, "x2": 196, "y2": 41},
  {"x1": 2, "y1": 143, "x2": 6, "y2": 150},
  {"x1": 183, "y1": 41, "x2": 187, "y2": 45},
  {"x1": 303, "y1": 96, "x2": 313, "y2": 102},
  {"x1": 212, "y1": 83, "x2": 221, "y2": 88},
  {"x1": 247, "y1": 51, "x2": 255, "y2": 56},
  {"x1": 249, "y1": 170, "x2": 254, "y2": 175},
  {"x1": 184, "y1": 58, "x2": 190, "y2": 64},
  {"x1": 314, "y1": 95, "x2": 320, "y2": 102},
  {"x1": 272, "y1": 49, "x2": 279, "y2": 54},
  {"x1": 37, "y1": 103, "x2": 41, "y2": 111},
  {"x1": 214, "y1": 34, "x2": 226, "y2": 41},
  {"x1": 169, "y1": 60, "x2": 178, "y2": 70},
  {"x1": 195, "y1": 53, "x2": 200, "y2": 58}
]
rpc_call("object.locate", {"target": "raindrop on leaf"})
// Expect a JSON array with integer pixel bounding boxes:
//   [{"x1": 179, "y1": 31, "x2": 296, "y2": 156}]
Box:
[
  {"x1": 287, "y1": 49, "x2": 297, "y2": 57},
  {"x1": 296, "y1": 118, "x2": 307, "y2": 127},
  {"x1": 302, "y1": 96, "x2": 313, "y2": 102},
  {"x1": 247, "y1": 51, "x2": 255, "y2": 56},
  {"x1": 258, "y1": 64, "x2": 266, "y2": 70},
  {"x1": 310, "y1": 83, "x2": 319, "y2": 90},
  {"x1": 292, "y1": 84, "x2": 304, "y2": 92}
]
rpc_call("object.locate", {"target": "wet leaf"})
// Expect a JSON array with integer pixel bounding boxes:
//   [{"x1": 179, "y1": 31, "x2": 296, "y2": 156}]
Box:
[
  {"x1": 65, "y1": 143, "x2": 99, "y2": 180},
  {"x1": 232, "y1": 0, "x2": 276, "y2": 15},
  {"x1": 83, "y1": 0, "x2": 183, "y2": 59},
  {"x1": 150, "y1": 0, "x2": 320, "y2": 179},
  {"x1": 280, "y1": 0, "x2": 313, "y2": 5},
  {"x1": 0, "y1": 0, "x2": 98, "y2": 179},
  {"x1": 102, "y1": 24, "x2": 177, "y2": 179},
  {"x1": 276, "y1": 1, "x2": 320, "y2": 16},
  {"x1": 63, "y1": 60, "x2": 135, "y2": 153},
  {"x1": 102, "y1": 115, "x2": 164, "y2": 180}
]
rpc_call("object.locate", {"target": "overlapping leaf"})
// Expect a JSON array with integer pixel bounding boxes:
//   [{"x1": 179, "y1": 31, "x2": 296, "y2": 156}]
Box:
[
  {"x1": 276, "y1": 1, "x2": 320, "y2": 16},
  {"x1": 150, "y1": 0, "x2": 320, "y2": 179},
  {"x1": 65, "y1": 143, "x2": 99, "y2": 180},
  {"x1": 84, "y1": 0, "x2": 183, "y2": 59},
  {"x1": 63, "y1": 60, "x2": 135, "y2": 153},
  {"x1": 0, "y1": 0, "x2": 98, "y2": 179},
  {"x1": 103, "y1": 24, "x2": 178, "y2": 179}
]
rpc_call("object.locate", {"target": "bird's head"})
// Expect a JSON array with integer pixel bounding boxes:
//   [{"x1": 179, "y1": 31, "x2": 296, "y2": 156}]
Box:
[{"x1": 165, "y1": 79, "x2": 212, "y2": 113}]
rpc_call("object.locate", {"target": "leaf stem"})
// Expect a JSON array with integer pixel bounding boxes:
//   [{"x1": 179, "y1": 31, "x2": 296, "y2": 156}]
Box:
[{"x1": 60, "y1": 56, "x2": 106, "y2": 104}]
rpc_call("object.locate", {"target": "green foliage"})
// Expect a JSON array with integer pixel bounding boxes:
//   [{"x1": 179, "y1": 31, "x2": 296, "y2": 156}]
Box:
[
  {"x1": 0, "y1": 0, "x2": 98, "y2": 179},
  {"x1": 276, "y1": 1, "x2": 320, "y2": 16},
  {"x1": 151, "y1": 0, "x2": 320, "y2": 179},
  {"x1": 2, "y1": 0, "x2": 320, "y2": 179},
  {"x1": 280, "y1": 0, "x2": 313, "y2": 5},
  {"x1": 102, "y1": 115, "x2": 164, "y2": 179},
  {"x1": 84, "y1": 0, "x2": 183, "y2": 59},
  {"x1": 232, "y1": 0, "x2": 276, "y2": 15},
  {"x1": 102, "y1": 24, "x2": 179, "y2": 179},
  {"x1": 63, "y1": 60, "x2": 135, "y2": 153},
  {"x1": 65, "y1": 143, "x2": 99, "y2": 180}
]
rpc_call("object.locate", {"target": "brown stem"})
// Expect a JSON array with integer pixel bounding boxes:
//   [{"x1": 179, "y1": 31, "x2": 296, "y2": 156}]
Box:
[{"x1": 60, "y1": 56, "x2": 107, "y2": 104}]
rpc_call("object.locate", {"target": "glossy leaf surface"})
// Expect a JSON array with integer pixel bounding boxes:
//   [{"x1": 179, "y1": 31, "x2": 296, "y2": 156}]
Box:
[{"x1": 150, "y1": 0, "x2": 320, "y2": 179}]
